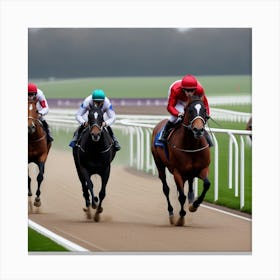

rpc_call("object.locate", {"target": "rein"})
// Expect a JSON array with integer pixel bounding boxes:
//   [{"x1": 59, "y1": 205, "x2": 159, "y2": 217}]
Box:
[
  {"x1": 168, "y1": 142, "x2": 209, "y2": 153},
  {"x1": 29, "y1": 134, "x2": 47, "y2": 143},
  {"x1": 169, "y1": 109, "x2": 209, "y2": 153}
]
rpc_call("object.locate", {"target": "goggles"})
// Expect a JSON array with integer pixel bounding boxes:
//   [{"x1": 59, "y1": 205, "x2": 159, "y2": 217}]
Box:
[{"x1": 182, "y1": 88, "x2": 196, "y2": 93}]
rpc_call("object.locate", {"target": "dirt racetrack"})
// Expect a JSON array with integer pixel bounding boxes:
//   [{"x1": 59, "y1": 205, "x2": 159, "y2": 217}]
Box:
[{"x1": 28, "y1": 149, "x2": 251, "y2": 253}]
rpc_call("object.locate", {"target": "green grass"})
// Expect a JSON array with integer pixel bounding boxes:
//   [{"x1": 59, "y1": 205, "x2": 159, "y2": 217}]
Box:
[
  {"x1": 213, "y1": 104, "x2": 252, "y2": 113},
  {"x1": 205, "y1": 120, "x2": 252, "y2": 213},
  {"x1": 28, "y1": 227, "x2": 69, "y2": 252},
  {"x1": 35, "y1": 75, "x2": 251, "y2": 99}
]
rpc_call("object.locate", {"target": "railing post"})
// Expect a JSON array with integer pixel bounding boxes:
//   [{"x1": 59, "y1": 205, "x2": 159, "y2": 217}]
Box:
[
  {"x1": 240, "y1": 136, "x2": 245, "y2": 209},
  {"x1": 212, "y1": 133, "x2": 219, "y2": 202},
  {"x1": 228, "y1": 133, "x2": 239, "y2": 197}
]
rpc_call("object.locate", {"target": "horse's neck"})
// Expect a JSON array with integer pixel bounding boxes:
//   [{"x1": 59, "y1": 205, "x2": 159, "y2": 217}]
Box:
[{"x1": 29, "y1": 122, "x2": 46, "y2": 142}]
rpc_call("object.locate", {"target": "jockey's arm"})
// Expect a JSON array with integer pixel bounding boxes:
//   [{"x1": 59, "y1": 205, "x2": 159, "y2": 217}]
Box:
[
  {"x1": 167, "y1": 92, "x2": 180, "y2": 116},
  {"x1": 36, "y1": 90, "x2": 49, "y2": 116},
  {"x1": 103, "y1": 99, "x2": 116, "y2": 126},
  {"x1": 75, "y1": 100, "x2": 89, "y2": 125}
]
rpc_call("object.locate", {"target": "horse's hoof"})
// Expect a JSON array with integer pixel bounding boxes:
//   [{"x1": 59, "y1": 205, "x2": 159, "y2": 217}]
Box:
[
  {"x1": 189, "y1": 204, "x2": 198, "y2": 212},
  {"x1": 94, "y1": 212, "x2": 100, "y2": 222},
  {"x1": 97, "y1": 207, "x2": 103, "y2": 213},
  {"x1": 91, "y1": 202, "x2": 97, "y2": 209},
  {"x1": 176, "y1": 216, "x2": 185, "y2": 226},
  {"x1": 169, "y1": 215, "x2": 174, "y2": 225},
  {"x1": 83, "y1": 207, "x2": 92, "y2": 219},
  {"x1": 33, "y1": 198, "x2": 41, "y2": 207}
]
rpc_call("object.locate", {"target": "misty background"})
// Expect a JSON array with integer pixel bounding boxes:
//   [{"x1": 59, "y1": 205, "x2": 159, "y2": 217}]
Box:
[{"x1": 28, "y1": 28, "x2": 251, "y2": 79}]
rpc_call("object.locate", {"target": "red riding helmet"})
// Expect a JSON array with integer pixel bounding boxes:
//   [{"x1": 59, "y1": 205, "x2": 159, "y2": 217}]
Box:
[
  {"x1": 28, "y1": 83, "x2": 38, "y2": 93},
  {"x1": 181, "y1": 74, "x2": 198, "y2": 89},
  {"x1": 196, "y1": 82, "x2": 204, "y2": 95}
]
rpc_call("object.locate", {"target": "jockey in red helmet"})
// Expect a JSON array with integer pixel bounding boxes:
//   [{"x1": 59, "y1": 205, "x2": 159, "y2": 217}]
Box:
[
  {"x1": 28, "y1": 83, "x2": 53, "y2": 142},
  {"x1": 159, "y1": 74, "x2": 213, "y2": 146}
]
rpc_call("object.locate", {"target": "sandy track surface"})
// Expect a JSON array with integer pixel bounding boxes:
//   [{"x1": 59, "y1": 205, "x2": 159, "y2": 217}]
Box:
[{"x1": 28, "y1": 149, "x2": 251, "y2": 253}]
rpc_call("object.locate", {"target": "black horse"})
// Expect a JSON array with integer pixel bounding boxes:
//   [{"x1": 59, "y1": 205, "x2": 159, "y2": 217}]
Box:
[{"x1": 72, "y1": 104, "x2": 116, "y2": 222}]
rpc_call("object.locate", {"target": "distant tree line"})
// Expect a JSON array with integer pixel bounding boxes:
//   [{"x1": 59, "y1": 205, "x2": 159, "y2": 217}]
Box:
[{"x1": 28, "y1": 28, "x2": 251, "y2": 79}]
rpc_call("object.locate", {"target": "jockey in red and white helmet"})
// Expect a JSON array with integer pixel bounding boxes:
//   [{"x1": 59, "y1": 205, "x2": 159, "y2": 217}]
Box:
[
  {"x1": 28, "y1": 83, "x2": 53, "y2": 142},
  {"x1": 159, "y1": 74, "x2": 213, "y2": 146}
]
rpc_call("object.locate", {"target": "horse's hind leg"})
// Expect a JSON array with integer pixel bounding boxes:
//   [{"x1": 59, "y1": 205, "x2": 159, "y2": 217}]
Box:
[
  {"x1": 156, "y1": 163, "x2": 174, "y2": 224},
  {"x1": 189, "y1": 176, "x2": 211, "y2": 212},
  {"x1": 34, "y1": 162, "x2": 45, "y2": 207},
  {"x1": 28, "y1": 172, "x2": 32, "y2": 197},
  {"x1": 28, "y1": 171, "x2": 33, "y2": 213}
]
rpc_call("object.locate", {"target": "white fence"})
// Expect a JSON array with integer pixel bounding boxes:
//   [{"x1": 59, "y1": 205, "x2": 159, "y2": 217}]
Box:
[{"x1": 47, "y1": 110, "x2": 252, "y2": 209}]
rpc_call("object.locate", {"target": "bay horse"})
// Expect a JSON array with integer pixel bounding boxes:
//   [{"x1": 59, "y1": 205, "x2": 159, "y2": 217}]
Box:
[
  {"x1": 151, "y1": 96, "x2": 211, "y2": 226},
  {"x1": 28, "y1": 100, "x2": 51, "y2": 208},
  {"x1": 72, "y1": 104, "x2": 116, "y2": 222}
]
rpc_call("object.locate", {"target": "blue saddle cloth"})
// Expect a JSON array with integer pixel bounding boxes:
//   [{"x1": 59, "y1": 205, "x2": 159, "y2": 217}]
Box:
[{"x1": 154, "y1": 129, "x2": 169, "y2": 159}]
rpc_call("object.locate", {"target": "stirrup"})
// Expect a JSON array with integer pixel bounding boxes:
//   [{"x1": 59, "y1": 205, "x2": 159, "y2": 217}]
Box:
[{"x1": 114, "y1": 141, "x2": 121, "y2": 151}]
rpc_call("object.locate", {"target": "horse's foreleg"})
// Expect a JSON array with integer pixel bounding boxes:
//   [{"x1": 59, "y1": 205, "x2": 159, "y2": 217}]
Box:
[
  {"x1": 189, "y1": 172, "x2": 210, "y2": 212},
  {"x1": 174, "y1": 171, "x2": 186, "y2": 226},
  {"x1": 28, "y1": 172, "x2": 32, "y2": 197},
  {"x1": 187, "y1": 178, "x2": 194, "y2": 204},
  {"x1": 77, "y1": 164, "x2": 97, "y2": 209},
  {"x1": 94, "y1": 168, "x2": 110, "y2": 222},
  {"x1": 34, "y1": 162, "x2": 45, "y2": 207}
]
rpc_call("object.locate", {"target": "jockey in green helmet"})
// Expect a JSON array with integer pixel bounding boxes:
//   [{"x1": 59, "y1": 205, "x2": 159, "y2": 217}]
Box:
[{"x1": 69, "y1": 89, "x2": 121, "y2": 151}]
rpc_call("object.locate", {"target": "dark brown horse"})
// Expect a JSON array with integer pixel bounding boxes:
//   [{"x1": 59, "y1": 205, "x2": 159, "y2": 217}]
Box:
[
  {"x1": 28, "y1": 100, "x2": 51, "y2": 208},
  {"x1": 151, "y1": 96, "x2": 211, "y2": 226}
]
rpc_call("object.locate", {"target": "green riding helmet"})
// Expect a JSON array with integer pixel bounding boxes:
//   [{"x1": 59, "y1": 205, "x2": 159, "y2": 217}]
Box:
[{"x1": 92, "y1": 89, "x2": 105, "y2": 101}]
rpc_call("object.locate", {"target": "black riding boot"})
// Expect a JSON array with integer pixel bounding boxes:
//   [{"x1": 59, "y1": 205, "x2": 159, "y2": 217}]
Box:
[
  {"x1": 159, "y1": 120, "x2": 175, "y2": 142},
  {"x1": 106, "y1": 126, "x2": 121, "y2": 151},
  {"x1": 41, "y1": 120, "x2": 54, "y2": 142},
  {"x1": 204, "y1": 130, "x2": 213, "y2": 147},
  {"x1": 69, "y1": 125, "x2": 84, "y2": 148}
]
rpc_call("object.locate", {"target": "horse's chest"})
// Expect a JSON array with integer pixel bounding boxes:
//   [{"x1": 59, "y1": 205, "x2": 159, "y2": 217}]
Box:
[{"x1": 176, "y1": 156, "x2": 206, "y2": 173}]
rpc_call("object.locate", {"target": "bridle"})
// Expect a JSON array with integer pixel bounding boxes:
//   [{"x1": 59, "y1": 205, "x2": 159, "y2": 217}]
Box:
[
  {"x1": 28, "y1": 116, "x2": 46, "y2": 142},
  {"x1": 183, "y1": 100, "x2": 207, "y2": 139},
  {"x1": 84, "y1": 109, "x2": 113, "y2": 153},
  {"x1": 168, "y1": 99, "x2": 209, "y2": 153},
  {"x1": 89, "y1": 122, "x2": 103, "y2": 142}
]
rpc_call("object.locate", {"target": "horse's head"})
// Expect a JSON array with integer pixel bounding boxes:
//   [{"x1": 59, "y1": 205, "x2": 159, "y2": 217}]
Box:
[
  {"x1": 183, "y1": 96, "x2": 207, "y2": 139},
  {"x1": 88, "y1": 104, "x2": 104, "y2": 142},
  {"x1": 28, "y1": 100, "x2": 38, "y2": 135}
]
